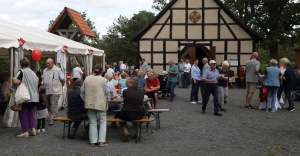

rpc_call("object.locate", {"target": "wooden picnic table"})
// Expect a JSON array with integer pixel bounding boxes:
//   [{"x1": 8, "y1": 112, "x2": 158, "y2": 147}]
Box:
[{"x1": 108, "y1": 98, "x2": 153, "y2": 105}]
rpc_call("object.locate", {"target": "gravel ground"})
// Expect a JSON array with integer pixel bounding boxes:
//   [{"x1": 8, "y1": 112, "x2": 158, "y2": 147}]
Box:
[{"x1": 0, "y1": 87, "x2": 300, "y2": 156}]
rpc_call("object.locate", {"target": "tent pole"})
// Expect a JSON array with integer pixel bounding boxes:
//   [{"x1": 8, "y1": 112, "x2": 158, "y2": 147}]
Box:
[
  {"x1": 9, "y1": 48, "x2": 14, "y2": 87},
  {"x1": 102, "y1": 53, "x2": 106, "y2": 70}
]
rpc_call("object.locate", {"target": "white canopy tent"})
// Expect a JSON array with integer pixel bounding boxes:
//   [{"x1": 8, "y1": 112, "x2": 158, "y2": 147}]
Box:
[{"x1": 0, "y1": 20, "x2": 105, "y2": 127}]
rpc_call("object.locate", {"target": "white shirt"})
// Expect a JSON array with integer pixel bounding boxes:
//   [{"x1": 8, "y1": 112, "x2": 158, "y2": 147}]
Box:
[
  {"x1": 120, "y1": 63, "x2": 126, "y2": 72},
  {"x1": 72, "y1": 67, "x2": 83, "y2": 79},
  {"x1": 183, "y1": 63, "x2": 191, "y2": 73}
]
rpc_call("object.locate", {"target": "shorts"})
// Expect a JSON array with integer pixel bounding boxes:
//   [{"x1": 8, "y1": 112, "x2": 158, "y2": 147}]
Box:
[
  {"x1": 246, "y1": 82, "x2": 257, "y2": 93},
  {"x1": 146, "y1": 92, "x2": 157, "y2": 98},
  {"x1": 47, "y1": 95, "x2": 60, "y2": 114}
]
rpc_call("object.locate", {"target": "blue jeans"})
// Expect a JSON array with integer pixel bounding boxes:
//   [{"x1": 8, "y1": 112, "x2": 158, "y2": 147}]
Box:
[
  {"x1": 267, "y1": 86, "x2": 278, "y2": 109},
  {"x1": 202, "y1": 83, "x2": 219, "y2": 113},
  {"x1": 178, "y1": 72, "x2": 184, "y2": 87},
  {"x1": 166, "y1": 81, "x2": 177, "y2": 100},
  {"x1": 190, "y1": 80, "x2": 200, "y2": 102},
  {"x1": 183, "y1": 72, "x2": 189, "y2": 87},
  {"x1": 284, "y1": 87, "x2": 294, "y2": 108}
]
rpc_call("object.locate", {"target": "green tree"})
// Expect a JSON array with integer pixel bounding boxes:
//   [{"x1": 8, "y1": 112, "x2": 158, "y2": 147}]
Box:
[
  {"x1": 223, "y1": 0, "x2": 300, "y2": 60},
  {"x1": 152, "y1": 0, "x2": 171, "y2": 11},
  {"x1": 103, "y1": 10, "x2": 156, "y2": 65}
]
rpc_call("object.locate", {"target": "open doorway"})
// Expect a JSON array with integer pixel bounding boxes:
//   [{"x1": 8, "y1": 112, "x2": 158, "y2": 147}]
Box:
[{"x1": 195, "y1": 47, "x2": 209, "y2": 70}]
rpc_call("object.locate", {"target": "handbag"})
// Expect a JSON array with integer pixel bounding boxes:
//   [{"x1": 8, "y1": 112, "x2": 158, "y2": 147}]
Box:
[
  {"x1": 10, "y1": 104, "x2": 22, "y2": 111},
  {"x1": 15, "y1": 70, "x2": 30, "y2": 104}
]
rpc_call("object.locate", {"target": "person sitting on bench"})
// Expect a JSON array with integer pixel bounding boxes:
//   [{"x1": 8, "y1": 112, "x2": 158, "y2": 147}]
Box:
[
  {"x1": 144, "y1": 72, "x2": 160, "y2": 109},
  {"x1": 117, "y1": 77, "x2": 144, "y2": 142},
  {"x1": 64, "y1": 79, "x2": 89, "y2": 139}
]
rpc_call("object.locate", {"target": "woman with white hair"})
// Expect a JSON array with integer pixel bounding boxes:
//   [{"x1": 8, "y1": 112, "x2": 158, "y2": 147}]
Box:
[
  {"x1": 217, "y1": 61, "x2": 230, "y2": 111},
  {"x1": 277, "y1": 58, "x2": 288, "y2": 107},
  {"x1": 263, "y1": 59, "x2": 281, "y2": 112}
]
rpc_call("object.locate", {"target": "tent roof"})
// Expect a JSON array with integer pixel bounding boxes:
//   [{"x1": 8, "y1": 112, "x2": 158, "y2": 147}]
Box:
[
  {"x1": 48, "y1": 7, "x2": 95, "y2": 37},
  {"x1": 0, "y1": 20, "x2": 103, "y2": 56}
]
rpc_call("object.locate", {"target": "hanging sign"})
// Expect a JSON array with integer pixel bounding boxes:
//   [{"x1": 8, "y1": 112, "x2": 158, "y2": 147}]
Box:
[{"x1": 230, "y1": 58, "x2": 239, "y2": 66}]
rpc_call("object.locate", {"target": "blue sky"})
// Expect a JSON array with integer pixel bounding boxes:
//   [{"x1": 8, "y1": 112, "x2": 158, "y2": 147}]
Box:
[{"x1": 0, "y1": 0, "x2": 158, "y2": 36}]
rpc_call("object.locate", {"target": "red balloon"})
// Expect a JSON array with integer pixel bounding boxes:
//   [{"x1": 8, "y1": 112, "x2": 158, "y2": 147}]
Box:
[{"x1": 32, "y1": 49, "x2": 42, "y2": 62}]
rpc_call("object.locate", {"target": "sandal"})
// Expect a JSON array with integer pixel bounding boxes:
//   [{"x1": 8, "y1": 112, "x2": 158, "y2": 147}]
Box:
[
  {"x1": 49, "y1": 120, "x2": 54, "y2": 125},
  {"x1": 99, "y1": 142, "x2": 109, "y2": 147},
  {"x1": 90, "y1": 143, "x2": 95, "y2": 147}
]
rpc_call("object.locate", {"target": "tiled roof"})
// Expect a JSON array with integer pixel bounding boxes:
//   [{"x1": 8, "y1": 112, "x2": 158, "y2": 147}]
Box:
[{"x1": 48, "y1": 7, "x2": 95, "y2": 37}]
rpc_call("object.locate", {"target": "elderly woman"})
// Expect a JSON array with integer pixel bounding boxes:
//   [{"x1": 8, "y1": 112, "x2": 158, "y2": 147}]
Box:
[
  {"x1": 137, "y1": 71, "x2": 146, "y2": 90},
  {"x1": 119, "y1": 77, "x2": 144, "y2": 142},
  {"x1": 263, "y1": 59, "x2": 281, "y2": 112},
  {"x1": 278, "y1": 58, "x2": 288, "y2": 107},
  {"x1": 218, "y1": 61, "x2": 229, "y2": 111},
  {"x1": 104, "y1": 72, "x2": 119, "y2": 110},
  {"x1": 190, "y1": 58, "x2": 201, "y2": 104},
  {"x1": 281, "y1": 59, "x2": 297, "y2": 111},
  {"x1": 12, "y1": 57, "x2": 39, "y2": 137},
  {"x1": 82, "y1": 65, "x2": 109, "y2": 147},
  {"x1": 158, "y1": 71, "x2": 168, "y2": 98}
]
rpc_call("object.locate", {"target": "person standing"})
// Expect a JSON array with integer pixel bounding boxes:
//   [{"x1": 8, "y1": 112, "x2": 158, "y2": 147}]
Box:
[
  {"x1": 72, "y1": 64, "x2": 83, "y2": 83},
  {"x1": 200, "y1": 58, "x2": 209, "y2": 101},
  {"x1": 12, "y1": 57, "x2": 39, "y2": 137},
  {"x1": 218, "y1": 61, "x2": 230, "y2": 112},
  {"x1": 177, "y1": 59, "x2": 185, "y2": 88},
  {"x1": 119, "y1": 61, "x2": 126, "y2": 73},
  {"x1": 201, "y1": 60, "x2": 222, "y2": 116},
  {"x1": 141, "y1": 59, "x2": 148, "y2": 73},
  {"x1": 277, "y1": 58, "x2": 288, "y2": 107},
  {"x1": 264, "y1": 59, "x2": 281, "y2": 112},
  {"x1": 281, "y1": 59, "x2": 297, "y2": 111},
  {"x1": 190, "y1": 59, "x2": 201, "y2": 104},
  {"x1": 183, "y1": 59, "x2": 191, "y2": 88},
  {"x1": 166, "y1": 58, "x2": 178, "y2": 102},
  {"x1": 43, "y1": 58, "x2": 65, "y2": 125},
  {"x1": 245, "y1": 52, "x2": 260, "y2": 109},
  {"x1": 235, "y1": 66, "x2": 246, "y2": 89},
  {"x1": 81, "y1": 65, "x2": 109, "y2": 147},
  {"x1": 36, "y1": 86, "x2": 48, "y2": 133}
]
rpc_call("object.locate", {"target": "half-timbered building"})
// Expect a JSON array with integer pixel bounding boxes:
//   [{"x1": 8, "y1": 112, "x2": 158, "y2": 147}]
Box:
[{"x1": 131, "y1": 0, "x2": 264, "y2": 73}]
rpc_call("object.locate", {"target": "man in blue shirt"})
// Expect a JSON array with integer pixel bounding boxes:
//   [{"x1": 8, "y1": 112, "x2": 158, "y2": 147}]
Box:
[{"x1": 201, "y1": 60, "x2": 222, "y2": 116}]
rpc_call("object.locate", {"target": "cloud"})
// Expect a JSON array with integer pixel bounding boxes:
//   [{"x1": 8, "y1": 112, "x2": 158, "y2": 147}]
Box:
[{"x1": 0, "y1": 0, "x2": 158, "y2": 36}]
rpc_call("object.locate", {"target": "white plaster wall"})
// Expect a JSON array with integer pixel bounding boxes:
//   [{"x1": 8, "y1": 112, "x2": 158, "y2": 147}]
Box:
[
  {"x1": 166, "y1": 54, "x2": 178, "y2": 62},
  {"x1": 216, "y1": 54, "x2": 224, "y2": 65},
  {"x1": 240, "y1": 55, "x2": 251, "y2": 65},
  {"x1": 220, "y1": 25, "x2": 234, "y2": 39},
  {"x1": 188, "y1": 25, "x2": 202, "y2": 39},
  {"x1": 140, "y1": 41, "x2": 151, "y2": 51},
  {"x1": 204, "y1": 0, "x2": 219, "y2": 7},
  {"x1": 166, "y1": 41, "x2": 178, "y2": 52},
  {"x1": 220, "y1": 10, "x2": 234, "y2": 24},
  {"x1": 142, "y1": 25, "x2": 161, "y2": 39},
  {"x1": 204, "y1": 26, "x2": 218, "y2": 39},
  {"x1": 229, "y1": 25, "x2": 251, "y2": 39},
  {"x1": 153, "y1": 65, "x2": 164, "y2": 74},
  {"x1": 212, "y1": 41, "x2": 225, "y2": 53},
  {"x1": 140, "y1": 54, "x2": 151, "y2": 63},
  {"x1": 153, "y1": 41, "x2": 163, "y2": 51},
  {"x1": 172, "y1": 0, "x2": 186, "y2": 8},
  {"x1": 172, "y1": 26, "x2": 185, "y2": 39},
  {"x1": 205, "y1": 9, "x2": 218, "y2": 23},
  {"x1": 153, "y1": 54, "x2": 164, "y2": 63},
  {"x1": 241, "y1": 41, "x2": 253, "y2": 53},
  {"x1": 156, "y1": 11, "x2": 170, "y2": 24},
  {"x1": 157, "y1": 25, "x2": 170, "y2": 39},
  {"x1": 227, "y1": 41, "x2": 238, "y2": 52},
  {"x1": 173, "y1": 10, "x2": 186, "y2": 23},
  {"x1": 189, "y1": 0, "x2": 202, "y2": 8}
]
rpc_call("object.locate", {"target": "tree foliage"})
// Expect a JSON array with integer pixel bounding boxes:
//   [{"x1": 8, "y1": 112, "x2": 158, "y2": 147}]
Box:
[
  {"x1": 152, "y1": 0, "x2": 171, "y2": 11},
  {"x1": 102, "y1": 10, "x2": 155, "y2": 65},
  {"x1": 222, "y1": 0, "x2": 300, "y2": 60}
]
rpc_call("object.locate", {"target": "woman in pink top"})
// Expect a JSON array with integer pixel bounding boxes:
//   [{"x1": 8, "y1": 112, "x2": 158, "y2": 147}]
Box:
[{"x1": 277, "y1": 58, "x2": 288, "y2": 107}]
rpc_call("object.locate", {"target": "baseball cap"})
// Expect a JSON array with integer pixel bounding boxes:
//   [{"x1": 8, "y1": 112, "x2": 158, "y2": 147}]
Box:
[{"x1": 209, "y1": 60, "x2": 216, "y2": 64}]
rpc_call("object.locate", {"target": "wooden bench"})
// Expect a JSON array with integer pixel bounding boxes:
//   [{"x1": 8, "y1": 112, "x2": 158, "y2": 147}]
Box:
[
  {"x1": 53, "y1": 117, "x2": 154, "y2": 143},
  {"x1": 112, "y1": 109, "x2": 169, "y2": 130}
]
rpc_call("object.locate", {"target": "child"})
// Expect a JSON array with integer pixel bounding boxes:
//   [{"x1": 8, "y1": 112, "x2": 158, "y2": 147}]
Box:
[
  {"x1": 36, "y1": 86, "x2": 49, "y2": 133},
  {"x1": 119, "y1": 72, "x2": 128, "y2": 89}
]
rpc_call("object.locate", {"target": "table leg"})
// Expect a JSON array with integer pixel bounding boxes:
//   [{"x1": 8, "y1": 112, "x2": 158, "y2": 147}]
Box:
[
  {"x1": 155, "y1": 112, "x2": 158, "y2": 131},
  {"x1": 158, "y1": 112, "x2": 161, "y2": 129},
  {"x1": 135, "y1": 123, "x2": 138, "y2": 143},
  {"x1": 63, "y1": 122, "x2": 66, "y2": 140},
  {"x1": 67, "y1": 121, "x2": 71, "y2": 138},
  {"x1": 139, "y1": 123, "x2": 142, "y2": 142}
]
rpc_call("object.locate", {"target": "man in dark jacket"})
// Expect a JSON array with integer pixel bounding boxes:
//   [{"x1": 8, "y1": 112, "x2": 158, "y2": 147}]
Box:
[{"x1": 65, "y1": 79, "x2": 89, "y2": 139}]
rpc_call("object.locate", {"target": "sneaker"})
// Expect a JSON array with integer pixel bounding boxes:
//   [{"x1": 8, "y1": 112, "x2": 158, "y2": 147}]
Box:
[
  {"x1": 197, "y1": 101, "x2": 202, "y2": 104},
  {"x1": 286, "y1": 107, "x2": 295, "y2": 111},
  {"x1": 37, "y1": 129, "x2": 41, "y2": 133},
  {"x1": 271, "y1": 109, "x2": 276, "y2": 112},
  {"x1": 245, "y1": 105, "x2": 255, "y2": 109},
  {"x1": 123, "y1": 131, "x2": 130, "y2": 142},
  {"x1": 41, "y1": 129, "x2": 46, "y2": 133},
  {"x1": 190, "y1": 101, "x2": 196, "y2": 104},
  {"x1": 69, "y1": 128, "x2": 77, "y2": 139}
]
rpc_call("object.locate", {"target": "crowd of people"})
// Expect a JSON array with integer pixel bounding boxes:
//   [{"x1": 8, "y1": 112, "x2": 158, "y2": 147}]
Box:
[{"x1": 0, "y1": 52, "x2": 299, "y2": 145}]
